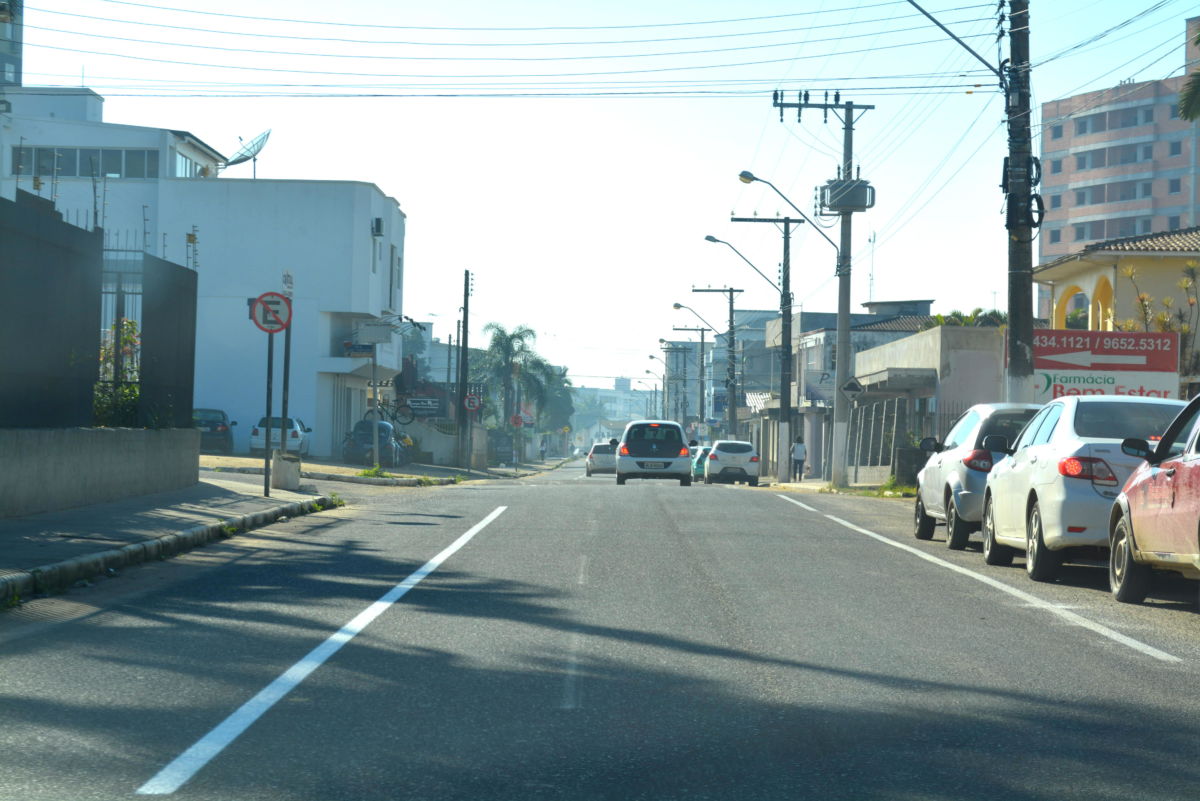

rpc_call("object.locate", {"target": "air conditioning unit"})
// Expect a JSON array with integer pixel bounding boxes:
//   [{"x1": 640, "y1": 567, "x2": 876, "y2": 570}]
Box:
[{"x1": 371, "y1": 217, "x2": 383, "y2": 237}]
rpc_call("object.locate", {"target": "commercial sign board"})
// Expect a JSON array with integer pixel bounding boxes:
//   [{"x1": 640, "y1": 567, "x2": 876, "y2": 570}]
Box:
[
  {"x1": 1032, "y1": 330, "x2": 1178, "y2": 401},
  {"x1": 407, "y1": 396, "x2": 443, "y2": 417}
]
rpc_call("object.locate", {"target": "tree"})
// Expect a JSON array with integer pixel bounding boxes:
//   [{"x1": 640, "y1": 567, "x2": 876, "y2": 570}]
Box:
[
  {"x1": 473, "y1": 323, "x2": 552, "y2": 426},
  {"x1": 920, "y1": 308, "x2": 1008, "y2": 330},
  {"x1": 1181, "y1": 29, "x2": 1200, "y2": 120}
]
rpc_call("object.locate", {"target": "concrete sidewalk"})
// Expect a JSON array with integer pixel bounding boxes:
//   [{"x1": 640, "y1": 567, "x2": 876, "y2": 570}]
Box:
[{"x1": 0, "y1": 477, "x2": 335, "y2": 604}]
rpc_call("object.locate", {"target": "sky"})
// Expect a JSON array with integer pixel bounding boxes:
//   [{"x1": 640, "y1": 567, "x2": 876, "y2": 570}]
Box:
[{"x1": 16, "y1": 0, "x2": 1200, "y2": 390}]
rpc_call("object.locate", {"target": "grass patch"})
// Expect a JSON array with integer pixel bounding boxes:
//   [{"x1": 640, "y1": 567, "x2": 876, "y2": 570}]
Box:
[
  {"x1": 357, "y1": 465, "x2": 392, "y2": 478},
  {"x1": 416, "y1": 476, "x2": 436, "y2": 487}
]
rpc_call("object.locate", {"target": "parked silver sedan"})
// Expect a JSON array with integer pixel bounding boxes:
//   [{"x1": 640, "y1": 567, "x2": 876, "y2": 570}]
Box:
[{"x1": 914, "y1": 402, "x2": 1042, "y2": 549}]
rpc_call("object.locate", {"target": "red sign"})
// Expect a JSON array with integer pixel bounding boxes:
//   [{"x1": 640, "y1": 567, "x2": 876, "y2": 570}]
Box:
[
  {"x1": 1033, "y1": 331, "x2": 1177, "y2": 372},
  {"x1": 464, "y1": 394, "x2": 482, "y2": 411},
  {"x1": 510, "y1": 414, "x2": 523, "y2": 427},
  {"x1": 251, "y1": 292, "x2": 292, "y2": 334}
]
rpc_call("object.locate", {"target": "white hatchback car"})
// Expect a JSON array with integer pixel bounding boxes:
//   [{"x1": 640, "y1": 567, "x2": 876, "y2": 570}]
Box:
[
  {"x1": 614, "y1": 420, "x2": 693, "y2": 486},
  {"x1": 981, "y1": 395, "x2": 1185, "y2": 581},
  {"x1": 585, "y1": 442, "x2": 617, "y2": 476},
  {"x1": 704, "y1": 440, "x2": 761, "y2": 486},
  {"x1": 249, "y1": 416, "x2": 313, "y2": 456}
]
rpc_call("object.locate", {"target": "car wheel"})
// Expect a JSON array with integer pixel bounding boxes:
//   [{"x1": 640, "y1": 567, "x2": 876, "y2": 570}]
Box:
[
  {"x1": 914, "y1": 496, "x2": 935, "y2": 540},
  {"x1": 945, "y1": 497, "x2": 971, "y2": 550},
  {"x1": 616, "y1": 475, "x2": 626, "y2": 485},
  {"x1": 749, "y1": 477, "x2": 759, "y2": 487},
  {"x1": 981, "y1": 495, "x2": 1014, "y2": 567},
  {"x1": 680, "y1": 476, "x2": 691, "y2": 487},
  {"x1": 1025, "y1": 501, "x2": 1061, "y2": 582},
  {"x1": 704, "y1": 475, "x2": 712, "y2": 485},
  {"x1": 1109, "y1": 514, "x2": 1150, "y2": 604}
]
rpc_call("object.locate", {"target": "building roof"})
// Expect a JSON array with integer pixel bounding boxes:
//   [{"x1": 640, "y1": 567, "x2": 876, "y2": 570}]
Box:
[
  {"x1": 852, "y1": 315, "x2": 936, "y2": 332},
  {"x1": 1038, "y1": 226, "x2": 1200, "y2": 273}
]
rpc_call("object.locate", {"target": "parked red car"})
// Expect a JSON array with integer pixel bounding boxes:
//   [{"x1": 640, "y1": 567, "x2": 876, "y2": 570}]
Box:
[{"x1": 1107, "y1": 394, "x2": 1200, "y2": 604}]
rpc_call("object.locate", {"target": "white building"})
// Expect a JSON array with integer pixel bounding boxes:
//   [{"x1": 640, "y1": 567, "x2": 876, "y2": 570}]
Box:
[{"x1": 1, "y1": 88, "x2": 407, "y2": 457}]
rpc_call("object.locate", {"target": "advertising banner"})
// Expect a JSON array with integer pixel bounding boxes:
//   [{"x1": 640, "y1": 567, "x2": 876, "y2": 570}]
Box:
[{"x1": 1032, "y1": 330, "x2": 1178, "y2": 401}]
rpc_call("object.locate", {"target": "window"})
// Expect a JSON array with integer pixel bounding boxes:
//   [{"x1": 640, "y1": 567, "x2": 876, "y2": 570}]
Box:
[
  {"x1": 1140, "y1": 181, "x2": 1153, "y2": 197},
  {"x1": 1138, "y1": 218, "x2": 1152, "y2": 234},
  {"x1": 1051, "y1": 124, "x2": 1063, "y2": 139},
  {"x1": 1049, "y1": 229, "x2": 1062, "y2": 243},
  {"x1": 1076, "y1": 154, "x2": 1087, "y2": 170},
  {"x1": 1013, "y1": 406, "x2": 1052, "y2": 451},
  {"x1": 2, "y1": 64, "x2": 12, "y2": 84},
  {"x1": 1141, "y1": 107, "x2": 1154, "y2": 124},
  {"x1": 1072, "y1": 400, "x2": 1182, "y2": 440},
  {"x1": 56, "y1": 149, "x2": 78, "y2": 177},
  {"x1": 1169, "y1": 215, "x2": 1181, "y2": 230},
  {"x1": 943, "y1": 411, "x2": 981, "y2": 450},
  {"x1": 1050, "y1": 194, "x2": 1062, "y2": 209},
  {"x1": 1170, "y1": 140, "x2": 1183, "y2": 156},
  {"x1": 9, "y1": 145, "x2": 30, "y2": 175},
  {"x1": 1170, "y1": 177, "x2": 1182, "y2": 194},
  {"x1": 1089, "y1": 185, "x2": 1105, "y2": 204},
  {"x1": 1074, "y1": 224, "x2": 1087, "y2": 241},
  {"x1": 1075, "y1": 190, "x2": 1086, "y2": 206},
  {"x1": 34, "y1": 148, "x2": 56, "y2": 177},
  {"x1": 125, "y1": 150, "x2": 146, "y2": 179},
  {"x1": 1171, "y1": 104, "x2": 1180, "y2": 119},
  {"x1": 1031, "y1": 405, "x2": 1063, "y2": 446},
  {"x1": 101, "y1": 149, "x2": 123, "y2": 177},
  {"x1": 1050, "y1": 159, "x2": 1062, "y2": 174},
  {"x1": 1142, "y1": 144, "x2": 1154, "y2": 160}
]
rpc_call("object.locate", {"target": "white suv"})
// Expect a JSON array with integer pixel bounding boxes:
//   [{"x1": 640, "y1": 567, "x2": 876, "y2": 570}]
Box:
[
  {"x1": 704, "y1": 440, "x2": 761, "y2": 486},
  {"x1": 614, "y1": 420, "x2": 694, "y2": 486}
]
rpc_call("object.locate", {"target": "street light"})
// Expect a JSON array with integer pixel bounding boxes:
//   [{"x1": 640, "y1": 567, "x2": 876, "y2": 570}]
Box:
[
  {"x1": 705, "y1": 236, "x2": 780, "y2": 293},
  {"x1": 740, "y1": 168, "x2": 849, "y2": 488},
  {"x1": 644, "y1": 369, "x2": 665, "y2": 418},
  {"x1": 673, "y1": 302, "x2": 718, "y2": 332}
]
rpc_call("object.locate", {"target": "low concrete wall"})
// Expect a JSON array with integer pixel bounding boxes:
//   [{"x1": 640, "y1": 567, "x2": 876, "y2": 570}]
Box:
[{"x1": 0, "y1": 428, "x2": 200, "y2": 518}]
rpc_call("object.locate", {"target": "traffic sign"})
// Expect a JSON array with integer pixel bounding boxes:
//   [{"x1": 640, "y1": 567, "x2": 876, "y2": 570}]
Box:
[
  {"x1": 251, "y1": 292, "x2": 292, "y2": 334},
  {"x1": 464, "y1": 394, "x2": 482, "y2": 411},
  {"x1": 510, "y1": 414, "x2": 524, "y2": 427},
  {"x1": 840, "y1": 377, "x2": 865, "y2": 401}
]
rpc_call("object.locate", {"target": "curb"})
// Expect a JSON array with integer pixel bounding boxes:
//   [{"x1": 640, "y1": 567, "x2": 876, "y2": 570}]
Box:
[
  {"x1": 0, "y1": 494, "x2": 335, "y2": 606},
  {"x1": 200, "y1": 465, "x2": 461, "y2": 487}
]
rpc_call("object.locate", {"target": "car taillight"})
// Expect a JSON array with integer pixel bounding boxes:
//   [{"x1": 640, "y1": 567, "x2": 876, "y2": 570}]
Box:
[
  {"x1": 1058, "y1": 456, "x2": 1118, "y2": 486},
  {"x1": 251, "y1": 427, "x2": 259, "y2": 436},
  {"x1": 620, "y1": 445, "x2": 630, "y2": 456},
  {"x1": 962, "y1": 449, "x2": 994, "y2": 472},
  {"x1": 291, "y1": 429, "x2": 299, "y2": 438},
  {"x1": 749, "y1": 455, "x2": 760, "y2": 462},
  {"x1": 216, "y1": 424, "x2": 228, "y2": 432},
  {"x1": 709, "y1": 452, "x2": 718, "y2": 460},
  {"x1": 678, "y1": 447, "x2": 689, "y2": 457}
]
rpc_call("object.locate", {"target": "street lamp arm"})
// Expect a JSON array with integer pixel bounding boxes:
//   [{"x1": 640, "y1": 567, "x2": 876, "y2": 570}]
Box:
[
  {"x1": 672, "y1": 302, "x2": 719, "y2": 332},
  {"x1": 706, "y1": 236, "x2": 780, "y2": 293},
  {"x1": 738, "y1": 172, "x2": 840, "y2": 258}
]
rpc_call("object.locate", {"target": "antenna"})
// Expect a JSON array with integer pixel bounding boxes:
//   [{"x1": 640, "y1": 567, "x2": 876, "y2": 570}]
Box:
[{"x1": 224, "y1": 129, "x2": 271, "y2": 178}]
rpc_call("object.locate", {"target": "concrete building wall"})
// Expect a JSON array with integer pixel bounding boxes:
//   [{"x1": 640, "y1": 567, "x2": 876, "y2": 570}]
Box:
[{"x1": 0, "y1": 428, "x2": 199, "y2": 518}]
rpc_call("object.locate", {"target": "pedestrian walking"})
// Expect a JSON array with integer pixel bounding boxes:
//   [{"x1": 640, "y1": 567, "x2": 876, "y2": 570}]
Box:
[{"x1": 790, "y1": 436, "x2": 807, "y2": 482}]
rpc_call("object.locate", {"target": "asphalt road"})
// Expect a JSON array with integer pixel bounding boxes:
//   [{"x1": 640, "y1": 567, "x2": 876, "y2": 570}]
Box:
[{"x1": 4, "y1": 461, "x2": 1200, "y2": 800}]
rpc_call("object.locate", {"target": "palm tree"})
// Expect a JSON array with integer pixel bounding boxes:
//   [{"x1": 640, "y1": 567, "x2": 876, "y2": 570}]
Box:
[
  {"x1": 1181, "y1": 30, "x2": 1200, "y2": 120},
  {"x1": 473, "y1": 323, "x2": 551, "y2": 425}
]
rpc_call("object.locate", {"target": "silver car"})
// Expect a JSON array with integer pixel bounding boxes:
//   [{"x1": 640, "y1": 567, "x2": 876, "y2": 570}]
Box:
[
  {"x1": 614, "y1": 420, "x2": 694, "y2": 486},
  {"x1": 914, "y1": 402, "x2": 1042, "y2": 550},
  {"x1": 585, "y1": 442, "x2": 617, "y2": 476}
]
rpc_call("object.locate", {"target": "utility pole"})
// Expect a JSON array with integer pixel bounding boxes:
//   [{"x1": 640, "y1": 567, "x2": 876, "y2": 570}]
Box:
[
  {"x1": 456, "y1": 270, "x2": 472, "y2": 469},
  {"x1": 905, "y1": 0, "x2": 1039, "y2": 400},
  {"x1": 732, "y1": 215, "x2": 796, "y2": 485},
  {"x1": 673, "y1": 326, "x2": 707, "y2": 426},
  {"x1": 770, "y1": 91, "x2": 875, "y2": 487},
  {"x1": 694, "y1": 287, "x2": 743, "y2": 439}
]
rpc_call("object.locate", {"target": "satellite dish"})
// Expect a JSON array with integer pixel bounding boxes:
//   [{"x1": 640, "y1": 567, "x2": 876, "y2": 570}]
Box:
[{"x1": 226, "y1": 129, "x2": 271, "y2": 166}]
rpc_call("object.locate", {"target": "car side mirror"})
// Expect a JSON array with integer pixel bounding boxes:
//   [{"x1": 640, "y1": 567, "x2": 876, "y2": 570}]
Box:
[
  {"x1": 1121, "y1": 437, "x2": 1153, "y2": 460},
  {"x1": 305, "y1": 427, "x2": 312, "y2": 433},
  {"x1": 918, "y1": 436, "x2": 941, "y2": 453},
  {"x1": 231, "y1": 421, "x2": 238, "y2": 426},
  {"x1": 688, "y1": 439, "x2": 698, "y2": 447},
  {"x1": 981, "y1": 434, "x2": 1010, "y2": 455}
]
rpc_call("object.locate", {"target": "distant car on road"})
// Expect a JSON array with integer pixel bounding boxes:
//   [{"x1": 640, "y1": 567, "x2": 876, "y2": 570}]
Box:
[
  {"x1": 586, "y1": 442, "x2": 616, "y2": 476},
  {"x1": 704, "y1": 440, "x2": 760, "y2": 486},
  {"x1": 981, "y1": 395, "x2": 1186, "y2": 581},
  {"x1": 692, "y1": 446, "x2": 712, "y2": 480},
  {"x1": 250, "y1": 416, "x2": 312, "y2": 457},
  {"x1": 1107, "y1": 394, "x2": 1200, "y2": 604},
  {"x1": 193, "y1": 408, "x2": 236, "y2": 454},
  {"x1": 614, "y1": 420, "x2": 694, "y2": 486},
  {"x1": 914, "y1": 402, "x2": 1042, "y2": 550}
]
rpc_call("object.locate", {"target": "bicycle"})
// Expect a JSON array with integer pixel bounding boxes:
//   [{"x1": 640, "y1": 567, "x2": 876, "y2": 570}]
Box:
[{"x1": 365, "y1": 395, "x2": 415, "y2": 425}]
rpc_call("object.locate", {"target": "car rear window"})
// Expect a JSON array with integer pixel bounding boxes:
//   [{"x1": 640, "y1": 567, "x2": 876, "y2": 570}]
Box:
[
  {"x1": 977, "y1": 410, "x2": 1039, "y2": 446},
  {"x1": 193, "y1": 409, "x2": 226, "y2": 422},
  {"x1": 257, "y1": 417, "x2": 296, "y2": 428},
  {"x1": 1072, "y1": 401, "x2": 1184, "y2": 440},
  {"x1": 627, "y1": 424, "x2": 682, "y2": 444},
  {"x1": 715, "y1": 442, "x2": 754, "y2": 453},
  {"x1": 590, "y1": 444, "x2": 614, "y2": 455}
]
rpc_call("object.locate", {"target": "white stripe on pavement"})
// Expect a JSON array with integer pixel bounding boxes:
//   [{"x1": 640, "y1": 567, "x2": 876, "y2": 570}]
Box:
[
  {"x1": 137, "y1": 505, "x2": 509, "y2": 795},
  {"x1": 775, "y1": 495, "x2": 1180, "y2": 664}
]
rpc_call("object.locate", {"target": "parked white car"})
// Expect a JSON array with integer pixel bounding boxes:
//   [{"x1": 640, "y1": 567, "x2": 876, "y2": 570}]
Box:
[
  {"x1": 914, "y1": 402, "x2": 1042, "y2": 549},
  {"x1": 980, "y1": 395, "x2": 1185, "y2": 581},
  {"x1": 704, "y1": 440, "x2": 761, "y2": 486},
  {"x1": 249, "y1": 416, "x2": 312, "y2": 456}
]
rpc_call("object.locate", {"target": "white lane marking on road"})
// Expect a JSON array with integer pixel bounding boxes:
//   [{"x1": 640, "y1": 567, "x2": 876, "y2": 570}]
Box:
[
  {"x1": 577, "y1": 555, "x2": 589, "y2": 586},
  {"x1": 137, "y1": 506, "x2": 509, "y2": 795},
  {"x1": 559, "y1": 632, "x2": 584, "y2": 710},
  {"x1": 776, "y1": 495, "x2": 818, "y2": 512},
  {"x1": 776, "y1": 496, "x2": 1180, "y2": 664}
]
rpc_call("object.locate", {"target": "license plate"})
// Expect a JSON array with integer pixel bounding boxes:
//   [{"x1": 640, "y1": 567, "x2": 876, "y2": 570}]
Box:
[{"x1": 642, "y1": 461, "x2": 666, "y2": 469}]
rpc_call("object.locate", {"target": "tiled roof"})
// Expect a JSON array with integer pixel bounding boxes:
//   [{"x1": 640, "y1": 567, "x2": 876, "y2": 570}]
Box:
[
  {"x1": 1039, "y1": 227, "x2": 1200, "y2": 271},
  {"x1": 852, "y1": 315, "x2": 936, "y2": 332}
]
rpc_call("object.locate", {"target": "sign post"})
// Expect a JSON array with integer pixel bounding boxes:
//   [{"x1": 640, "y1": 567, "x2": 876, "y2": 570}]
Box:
[
  {"x1": 280, "y1": 273, "x2": 294, "y2": 456},
  {"x1": 250, "y1": 291, "x2": 293, "y2": 496}
]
